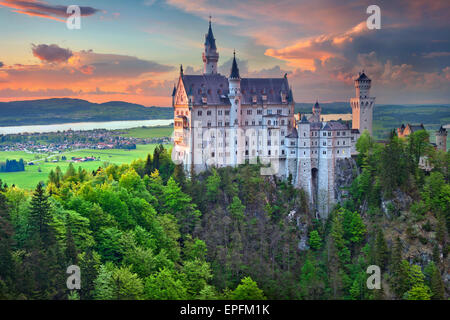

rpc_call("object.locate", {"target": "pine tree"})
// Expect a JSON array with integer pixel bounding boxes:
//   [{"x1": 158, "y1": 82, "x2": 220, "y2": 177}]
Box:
[
  {"x1": 28, "y1": 182, "x2": 55, "y2": 247},
  {"x1": 0, "y1": 190, "x2": 15, "y2": 298},
  {"x1": 144, "y1": 154, "x2": 152, "y2": 176},
  {"x1": 375, "y1": 228, "x2": 389, "y2": 270},
  {"x1": 430, "y1": 266, "x2": 445, "y2": 300},
  {"x1": 65, "y1": 225, "x2": 78, "y2": 265}
]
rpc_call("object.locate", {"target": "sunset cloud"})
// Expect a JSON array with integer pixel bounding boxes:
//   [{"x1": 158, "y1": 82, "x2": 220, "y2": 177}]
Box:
[
  {"x1": 0, "y1": 0, "x2": 100, "y2": 21},
  {"x1": 32, "y1": 44, "x2": 73, "y2": 63}
]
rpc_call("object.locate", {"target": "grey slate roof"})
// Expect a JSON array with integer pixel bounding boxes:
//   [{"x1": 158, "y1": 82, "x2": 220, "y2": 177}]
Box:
[
  {"x1": 240, "y1": 77, "x2": 290, "y2": 105},
  {"x1": 437, "y1": 126, "x2": 447, "y2": 134},
  {"x1": 205, "y1": 22, "x2": 216, "y2": 50},
  {"x1": 286, "y1": 127, "x2": 298, "y2": 138},
  {"x1": 322, "y1": 121, "x2": 350, "y2": 131},
  {"x1": 181, "y1": 74, "x2": 291, "y2": 106},
  {"x1": 356, "y1": 72, "x2": 370, "y2": 81},
  {"x1": 230, "y1": 53, "x2": 240, "y2": 79},
  {"x1": 182, "y1": 74, "x2": 230, "y2": 106}
]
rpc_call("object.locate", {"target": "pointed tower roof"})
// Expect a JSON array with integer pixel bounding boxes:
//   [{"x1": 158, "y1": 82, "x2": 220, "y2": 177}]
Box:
[
  {"x1": 230, "y1": 50, "x2": 240, "y2": 79},
  {"x1": 301, "y1": 115, "x2": 309, "y2": 123},
  {"x1": 205, "y1": 18, "x2": 217, "y2": 50},
  {"x1": 356, "y1": 71, "x2": 370, "y2": 81},
  {"x1": 171, "y1": 84, "x2": 176, "y2": 97}
]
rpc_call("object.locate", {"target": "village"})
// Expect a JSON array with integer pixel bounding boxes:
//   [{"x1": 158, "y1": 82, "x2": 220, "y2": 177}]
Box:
[{"x1": 0, "y1": 128, "x2": 170, "y2": 154}]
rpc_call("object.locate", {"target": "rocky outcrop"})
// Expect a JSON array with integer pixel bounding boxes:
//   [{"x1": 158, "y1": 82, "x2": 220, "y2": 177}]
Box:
[{"x1": 334, "y1": 157, "x2": 358, "y2": 204}]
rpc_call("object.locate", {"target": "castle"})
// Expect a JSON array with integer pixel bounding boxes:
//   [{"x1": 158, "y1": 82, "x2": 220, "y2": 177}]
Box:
[{"x1": 172, "y1": 21, "x2": 375, "y2": 217}]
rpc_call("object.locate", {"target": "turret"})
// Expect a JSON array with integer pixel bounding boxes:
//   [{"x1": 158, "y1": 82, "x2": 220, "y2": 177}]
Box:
[
  {"x1": 228, "y1": 51, "x2": 241, "y2": 165},
  {"x1": 350, "y1": 71, "x2": 375, "y2": 135},
  {"x1": 355, "y1": 71, "x2": 371, "y2": 98},
  {"x1": 202, "y1": 18, "x2": 219, "y2": 74},
  {"x1": 313, "y1": 100, "x2": 321, "y2": 118},
  {"x1": 436, "y1": 126, "x2": 448, "y2": 151}
]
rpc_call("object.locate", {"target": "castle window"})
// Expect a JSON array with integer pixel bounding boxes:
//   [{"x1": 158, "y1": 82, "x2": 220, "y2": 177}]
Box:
[
  {"x1": 277, "y1": 109, "x2": 282, "y2": 115},
  {"x1": 304, "y1": 132, "x2": 306, "y2": 137},
  {"x1": 198, "y1": 110, "x2": 202, "y2": 116},
  {"x1": 257, "y1": 109, "x2": 263, "y2": 115},
  {"x1": 281, "y1": 140, "x2": 284, "y2": 145},
  {"x1": 323, "y1": 132, "x2": 326, "y2": 136},
  {"x1": 343, "y1": 141, "x2": 345, "y2": 145},
  {"x1": 282, "y1": 150, "x2": 285, "y2": 155},
  {"x1": 259, "y1": 120, "x2": 262, "y2": 125},
  {"x1": 268, "y1": 140, "x2": 271, "y2": 146},
  {"x1": 337, "y1": 150, "x2": 339, "y2": 154},
  {"x1": 268, "y1": 150, "x2": 271, "y2": 156},
  {"x1": 337, "y1": 132, "x2": 340, "y2": 136},
  {"x1": 252, "y1": 96, "x2": 257, "y2": 103},
  {"x1": 304, "y1": 142, "x2": 306, "y2": 146},
  {"x1": 207, "y1": 110, "x2": 211, "y2": 116},
  {"x1": 281, "y1": 130, "x2": 285, "y2": 135},
  {"x1": 211, "y1": 152, "x2": 215, "y2": 157},
  {"x1": 218, "y1": 110, "x2": 223, "y2": 115},
  {"x1": 267, "y1": 109, "x2": 272, "y2": 115},
  {"x1": 337, "y1": 141, "x2": 340, "y2": 145},
  {"x1": 268, "y1": 120, "x2": 271, "y2": 125},
  {"x1": 328, "y1": 132, "x2": 331, "y2": 136},
  {"x1": 323, "y1": 151, "x2": 326, "y2": 154},
  {"x1": 245, "y1": 121, "x2": 248, "y2": 126},
  {"x1": 323, "y1": 142, "x2": 326, "y2": 146},
  {"x1": 304, "y1": 151, "x2": 306, "y2": 155},
  {"x1": 262, "y1": 95, "x2": 267, "y2": 101},
  {"x1": 225, "y1": 122, "x2": 230, "y2": 126},
  {"x1": 291, "y1": 141, "x2": 295, "y2": 146},
  {"x1": 225, "y1": 110, "x2": 230, "y2": 115},
  {"x1": 247, "y1": 110, "x2": 252, "y2": 115},
  {"x1": 218, "y1": 121, "x2": 223, "y2": 126},
  {"x1": 281, "y1": 120, "x2": 285, "y2": 125},
  {"x1": 342, "y1": 132, "x2": 346, "y2": 136},
  {"x1": 252, "y1": 120, "x2": 255, "y2": 126},
  {"x1": 207, "y1": 122, "x2": 211, "y2": 127}
]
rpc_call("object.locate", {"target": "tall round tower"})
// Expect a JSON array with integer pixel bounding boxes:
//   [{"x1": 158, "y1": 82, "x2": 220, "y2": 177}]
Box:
[
  {"x1": 202, "y1": 18, "x2": 219, "y2": 74},
  {"x1": 350, "y1": 71, "x2": 376, "y2": 135},
  {"x1": 436, "y1": 126, "x2": 448, "y2": 151}
]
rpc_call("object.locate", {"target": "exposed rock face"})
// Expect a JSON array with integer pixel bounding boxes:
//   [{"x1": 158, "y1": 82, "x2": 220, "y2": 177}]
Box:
[
  {"x1": 381, "y1": 189, "x2": 413, "y2": 218},
  {"x1": 334, "y1": 157, "x2": 358, "y2": 204}
]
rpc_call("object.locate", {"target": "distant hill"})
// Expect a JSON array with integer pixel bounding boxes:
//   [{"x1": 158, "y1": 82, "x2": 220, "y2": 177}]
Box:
[{"x1": 0, "y1": 98, "x2": 173, "y2": 127}]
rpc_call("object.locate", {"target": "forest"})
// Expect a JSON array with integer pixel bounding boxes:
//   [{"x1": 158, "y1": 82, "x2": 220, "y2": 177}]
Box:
[
  {"x1": 0, "y1": 131, "x2": 448, "y2": 300},
  {"x1": 0, "y1": 159, "x2": 25, "y2": 173}
]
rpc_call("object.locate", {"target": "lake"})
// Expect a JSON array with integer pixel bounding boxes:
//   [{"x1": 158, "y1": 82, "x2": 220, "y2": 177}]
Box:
[{"x1": 0, "y1": 119, "x2": 174, "y2": 135}]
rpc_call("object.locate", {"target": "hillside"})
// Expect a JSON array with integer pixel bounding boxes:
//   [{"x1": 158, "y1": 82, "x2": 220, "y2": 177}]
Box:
[{"x1": 0, "y1": 98, "x2": 173, "y2": 126}]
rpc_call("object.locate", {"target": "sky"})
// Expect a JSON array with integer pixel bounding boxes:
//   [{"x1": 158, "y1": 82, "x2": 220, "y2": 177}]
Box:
[{"x1": 0, "y1": 0, "x2": 449, "y2": 106}]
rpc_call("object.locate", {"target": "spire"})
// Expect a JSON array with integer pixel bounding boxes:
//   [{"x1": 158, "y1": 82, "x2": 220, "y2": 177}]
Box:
[
  {"x1": 230, "y1": 50, "x2": 240, "y2": 79},
  {"x1": 205, "y1": 17, "x2": 217, "y2": 50},
  {"x1": 180, "y1": 64, "x2": 183, "y2": 76},
  {"x1": 172, "y1": 84, "x2": 176, "y2": 97}
]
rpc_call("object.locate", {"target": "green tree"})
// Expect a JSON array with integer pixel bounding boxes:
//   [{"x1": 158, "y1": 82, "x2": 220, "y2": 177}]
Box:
[
  {"x1": 308, "y1": 230, "x2": 322, "y2": 250},
  {"x1": 28, "y1": 182, "x2": 54, "y2": 247},
  {"x1": 231, "y1": 277, "x2": 266, "y2": 300},
  {"x1": 144, "y1": 268, "x2": 188, "y2": 300}
]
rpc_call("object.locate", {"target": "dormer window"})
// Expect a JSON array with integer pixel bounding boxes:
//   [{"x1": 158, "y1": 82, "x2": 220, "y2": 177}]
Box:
[
  {"x1": 262, "y1": 95, "x2": 267, "y2": 101},
  {"x1": 202, "y1": 96, "x2": 207, "y2": 104},
  {"x1": 281, "y1": 92, "x2": 287, "y2": 103},
  {"x1": 252, "y1": 95, "x2": 257, "y2": 103}
]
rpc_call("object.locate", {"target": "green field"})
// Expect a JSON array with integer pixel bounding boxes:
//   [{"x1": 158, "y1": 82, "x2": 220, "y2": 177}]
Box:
[
  {"x1": 0, "y1": 144, "x2": 163, "y2": 190},
  {"x1": 113, "y1": 125, "x2": 173, "y2": 139}
]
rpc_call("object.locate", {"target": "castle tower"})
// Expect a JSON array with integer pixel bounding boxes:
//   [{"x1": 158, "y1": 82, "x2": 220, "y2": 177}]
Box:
[
  {"x1": 202, "y1": 18, "x2": 219, "y2": 74},
  {"x1": 350, "y1": 72, "x2": 375, "y2": 135},
  {"x1": 297, "y1": 116, "x2": 312, "y2": 202},
  {"x1": 228, "y1": 51, "x2": 241, "y2": 166},
  {"x1": 436, "y1": 126, "x2": 448, "y2": 151},
  {"x1": 313, "y1": 101, "x2": 321, "y2": 119}
]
